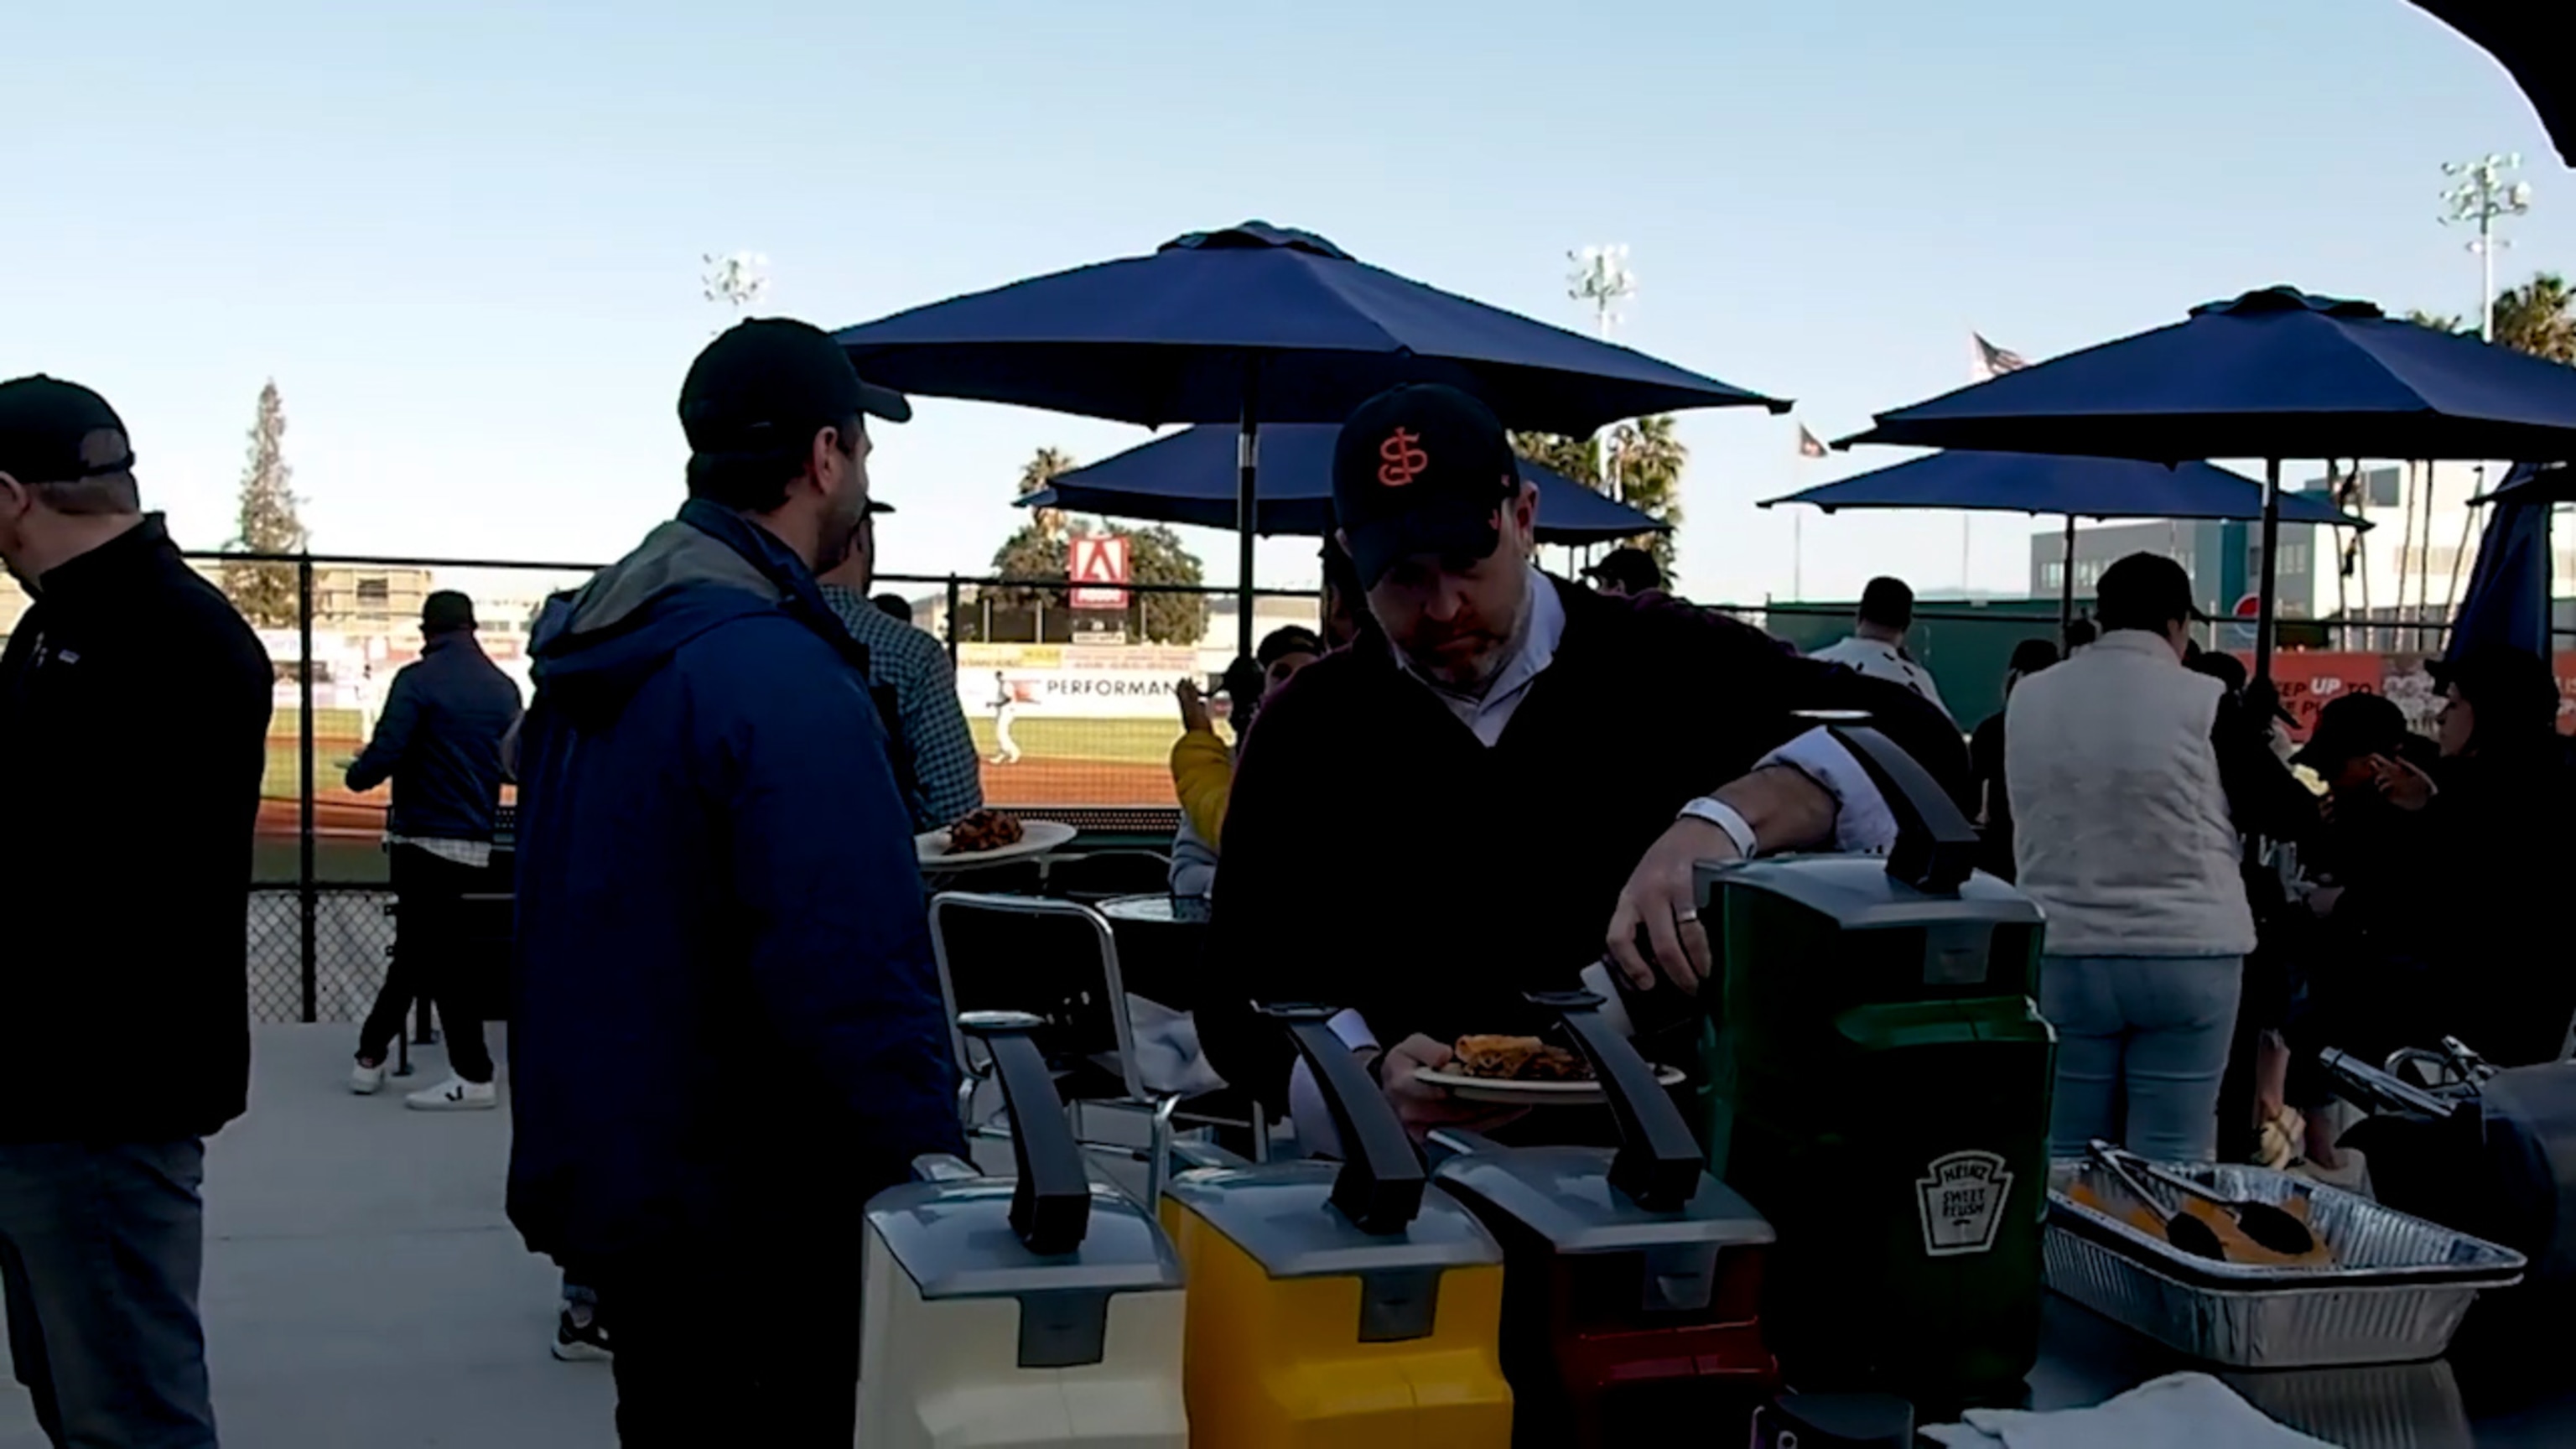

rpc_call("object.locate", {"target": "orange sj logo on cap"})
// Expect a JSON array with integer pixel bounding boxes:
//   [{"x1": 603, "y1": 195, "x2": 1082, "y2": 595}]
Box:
[{"x1": 1377, "y1": 427, "x2": 1429, "y2": 486}]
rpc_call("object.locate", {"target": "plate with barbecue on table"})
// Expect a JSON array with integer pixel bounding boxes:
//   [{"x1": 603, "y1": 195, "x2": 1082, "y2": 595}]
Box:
[
  {"x1": 914, "y1": 810, "x2": 1078, "y2": 870},
  {"x1": 1413, "y1": 1033, "x2": 1686, "y2": 1106}
]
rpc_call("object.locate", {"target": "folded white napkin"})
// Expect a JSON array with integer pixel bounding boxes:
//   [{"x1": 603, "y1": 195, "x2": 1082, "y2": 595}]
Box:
[
  {"x1": 1124, "y1": 995, "x2": 1228, "y2": 1098},
  {"x1": 1922, "y1": 1374, "x2": 2334, "y2": 1449}
]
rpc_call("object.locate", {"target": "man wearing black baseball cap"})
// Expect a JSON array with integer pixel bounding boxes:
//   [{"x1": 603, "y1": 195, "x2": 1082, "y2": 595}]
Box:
[
  {"x1": 1579, "y1": 544, "x2": 1664, "y2": 599},
  {"x1": 1205, "y1": 382, "x2": 1968, "y2": 1145},
  {"x1": 506, "y1": 320, "x2": 963, "y2": 1442},
  {"x1": 341, "y1": 589, "x2": 524, "y2": 1110},
  {"x1": 0, "y1": 375, "x2": 272, "y2": 1446}
]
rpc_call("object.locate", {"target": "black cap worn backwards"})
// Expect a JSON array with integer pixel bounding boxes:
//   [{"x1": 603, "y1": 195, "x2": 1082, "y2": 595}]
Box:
[
  {"x1": 1332, "y1": 383, "x2": 1522, "y2": 588},
  {"x1": 678, "y1": 319, "x2": 911, "y2": 460},
  {"x1": 2095, "y1": 552, "x2": 2210, "y2": 632},
  {"x1": 0, "y1": 375, "x2": 134, "y2": 486}
]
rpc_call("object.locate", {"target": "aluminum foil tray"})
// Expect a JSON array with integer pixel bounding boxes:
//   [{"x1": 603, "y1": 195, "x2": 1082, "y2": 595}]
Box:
[{"x1": 2045, "y1": 1160, "x2": 2525, "y2": 1368}]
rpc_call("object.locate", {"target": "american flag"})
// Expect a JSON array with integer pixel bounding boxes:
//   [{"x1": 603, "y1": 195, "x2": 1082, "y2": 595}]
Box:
[
  {"x1": 1796, "y1": 425, "x2": 1829, "y2": 460},
  {"x1": 1971, "y1": 332, "x2": 2029, "y2": 381}
]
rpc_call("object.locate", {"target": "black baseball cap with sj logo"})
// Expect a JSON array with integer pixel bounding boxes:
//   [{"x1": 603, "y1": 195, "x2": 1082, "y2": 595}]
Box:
[
  {"x1": 678, "y1": 319, "x2": 912, "y2": 459},
  {"x1": 1331, "y1": 383, "x2": 1524, "y2": 588},
  {"x1": 0, "y1": 375, "x2": 135, "y2": 485}
]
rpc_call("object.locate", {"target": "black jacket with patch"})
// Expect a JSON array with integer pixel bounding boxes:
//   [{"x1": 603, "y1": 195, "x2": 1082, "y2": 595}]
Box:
[{"x1": 0, "y1": 517, "x2": 273, "y2": 1141}]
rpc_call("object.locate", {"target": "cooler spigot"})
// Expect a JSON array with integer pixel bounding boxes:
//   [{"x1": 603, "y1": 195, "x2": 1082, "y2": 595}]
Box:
[
  {"x1": 1260, "y1": 1002, "x2": 1427, "y2": 1235},
  {"x1": 958, "y1": 1010, "x2": 1092, "y2": 1255},
  {"x1": 1823, "y1": 724, "x2": 1980, "y2": 894},
  {"x1": 1527, "y1": 989, "x2": 1705, "y2": 1211}
]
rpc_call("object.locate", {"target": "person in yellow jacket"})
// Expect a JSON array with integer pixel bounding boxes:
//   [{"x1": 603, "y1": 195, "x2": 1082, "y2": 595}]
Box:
[{"x1": 1168, "y1": 626, "x2": 1325, "y2": 896}]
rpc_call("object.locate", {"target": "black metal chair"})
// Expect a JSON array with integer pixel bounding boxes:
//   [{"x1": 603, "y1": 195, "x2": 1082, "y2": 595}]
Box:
[{"x1": 927, "y1": 891, "x2": 1263, "y2": 1211}]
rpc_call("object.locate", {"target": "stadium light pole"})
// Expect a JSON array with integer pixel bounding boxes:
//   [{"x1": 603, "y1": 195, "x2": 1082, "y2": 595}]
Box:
[
  {"x1": 2434, "y1": 157, "x2": 2533, "y2": 623},
  {"x1": 2441, "y1": 154, "x2": 2531, "y2": 344},
  {"x1": 1567, "y1": 245, "x2": 1635, "y2": 503},
  {"x1": 701, "y1": 251, "x2": 771, "y2": 330}
]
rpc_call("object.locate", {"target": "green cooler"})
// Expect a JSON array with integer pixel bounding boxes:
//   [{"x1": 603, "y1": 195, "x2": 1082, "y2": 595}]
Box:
[{"x1": 1696, "y1": 725, "x2": 2053, "y2": 1400}]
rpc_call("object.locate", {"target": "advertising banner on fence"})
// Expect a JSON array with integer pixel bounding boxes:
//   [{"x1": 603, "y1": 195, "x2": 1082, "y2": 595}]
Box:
[
  {"x1": 956, "y1": 641, "x2": 1199, "y2": 719},
  {"x1": 2246, "y1": 651, "x2": 2576, "y2": 740}
]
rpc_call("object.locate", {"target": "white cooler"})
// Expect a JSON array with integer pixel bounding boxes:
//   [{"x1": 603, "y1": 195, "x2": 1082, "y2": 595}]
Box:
[{"x1": 858, "y1": 1010, "x2": 1190, "y2": 1448}]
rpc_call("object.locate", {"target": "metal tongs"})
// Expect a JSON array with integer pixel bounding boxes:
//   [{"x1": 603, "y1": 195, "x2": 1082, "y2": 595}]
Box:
[{"x1": 2086, "y1": 1141, "x2": 2318, "y2": 1260}]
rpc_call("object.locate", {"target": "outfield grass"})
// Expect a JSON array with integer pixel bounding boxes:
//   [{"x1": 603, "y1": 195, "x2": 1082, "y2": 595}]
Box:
[{"x1": 965, "y1": 715, "x2": 1220, "y2": 765}]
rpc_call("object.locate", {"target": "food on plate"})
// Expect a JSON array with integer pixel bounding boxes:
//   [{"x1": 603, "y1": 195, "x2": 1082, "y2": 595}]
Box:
[
  {"x1": 944, "y1": 809, "x2": 1026, "y2": 854},
  {"x1": 1451, "y1": 1034, "x2": 1592, "y2": 1083}
]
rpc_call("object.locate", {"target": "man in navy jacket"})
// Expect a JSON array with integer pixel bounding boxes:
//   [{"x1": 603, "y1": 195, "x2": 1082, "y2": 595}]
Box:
[
  {"x1": 345, "y1": 589, "x2": 523, "y2": 1108},
  {"x1": 507, "y1": 319, "x2": 963, "y2": 1446}
]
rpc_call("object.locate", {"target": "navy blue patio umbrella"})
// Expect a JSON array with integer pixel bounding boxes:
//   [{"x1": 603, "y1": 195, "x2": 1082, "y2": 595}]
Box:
[
  {"x1": 1760, "y1": 450, "x2": 2366, "y2": 628},
  {"x1": 1024, "y1": 423, "x2": 1666, "y2": 543},
  {"x1": 2449, "y1": 462, "x2": 2564, "y2": 660},
  {"x1": 835, "y1": 221, "x2": 1785, "y2": 653},
  {"x1": 1835, "y1": 287, "x2": 2576, "y2": 679}
]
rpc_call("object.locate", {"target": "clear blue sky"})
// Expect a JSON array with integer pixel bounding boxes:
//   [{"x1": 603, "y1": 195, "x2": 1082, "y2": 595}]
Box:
[{"x1": 5, "y1": 0, "x2": 2563, "y2": 603}]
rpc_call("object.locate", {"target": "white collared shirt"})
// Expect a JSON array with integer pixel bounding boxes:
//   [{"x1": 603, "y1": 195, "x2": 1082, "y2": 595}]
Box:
[{"x1": 1809, "y1": 636, "x2": 1953, "y2": 723}]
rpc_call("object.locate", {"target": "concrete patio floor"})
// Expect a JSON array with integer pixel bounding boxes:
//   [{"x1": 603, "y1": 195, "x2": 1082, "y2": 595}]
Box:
[{"x1": 1, "y1": 1026, "x2": 612, "y2": 1449}]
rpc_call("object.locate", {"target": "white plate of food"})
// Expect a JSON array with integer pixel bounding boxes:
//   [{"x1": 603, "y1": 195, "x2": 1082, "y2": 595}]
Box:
[
  {"x1": 1413, "y1": 1033, "x2": 1686, "y2": 1106},
  {"x1": 915, "y1": 813, "x2": 1077, "y2": 869}
]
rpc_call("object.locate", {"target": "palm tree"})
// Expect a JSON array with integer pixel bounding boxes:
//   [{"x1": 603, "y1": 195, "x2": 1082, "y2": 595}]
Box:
[
  {"x1": 2408, "y1": 273, "x2": 2576, "y2": 361},
  {"x1": 1607, "y1": 414, "x2": 1688, "y2": 580},
  {"x1": 1018, "y1": 446, "x2": 1078, "y2": 541}
]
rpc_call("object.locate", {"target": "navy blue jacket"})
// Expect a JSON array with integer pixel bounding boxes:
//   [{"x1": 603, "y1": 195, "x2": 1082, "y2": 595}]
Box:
[
  {"x1": 345, "y1": 631, "x2": 522, "y2": 842},
  {"x1": 506, "y1": 501, "x2": 964, "y2": 1262}
]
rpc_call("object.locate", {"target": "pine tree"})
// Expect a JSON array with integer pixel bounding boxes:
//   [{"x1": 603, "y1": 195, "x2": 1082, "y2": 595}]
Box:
[{"x1": 222, "y1": 381, "x2": 309, "y2": 628}]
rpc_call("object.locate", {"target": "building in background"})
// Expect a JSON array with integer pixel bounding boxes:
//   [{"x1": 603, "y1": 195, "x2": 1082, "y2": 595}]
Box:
[
  {"x1": 2028, "y1": 517, "x2": 2319, "y2": 627},
  {"x1": 2288, "y1": 462, "x2": 2576, "y2": 652}
]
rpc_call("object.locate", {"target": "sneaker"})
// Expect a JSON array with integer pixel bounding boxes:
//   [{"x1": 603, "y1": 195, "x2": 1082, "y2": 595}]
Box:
[
  {"x1": 351, "y1": 1061, "x2": 386, "y2": 1096},
  {"x1": 405, "y1": 1074, "x2": 497, "y2": 1111},
  {"x1": 551, "y1": 1303, "x2": 611, "y2": 1362}
]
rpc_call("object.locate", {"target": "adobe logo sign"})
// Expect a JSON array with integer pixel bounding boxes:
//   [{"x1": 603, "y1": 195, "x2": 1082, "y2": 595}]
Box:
[{"x1": 1069, "y1": 535, "x2": 1131, "y2": 610}]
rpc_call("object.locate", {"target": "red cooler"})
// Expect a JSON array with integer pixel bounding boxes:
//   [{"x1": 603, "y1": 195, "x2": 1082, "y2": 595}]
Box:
[{"x1": 1431, "y1": 990, "x2": 1778, "y2": 1448}]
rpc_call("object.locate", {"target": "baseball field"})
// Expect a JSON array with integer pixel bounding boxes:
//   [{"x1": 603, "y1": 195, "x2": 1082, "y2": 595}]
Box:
[{"x1": 255, "y1": 713, "x2": 1197, "y2": 880}]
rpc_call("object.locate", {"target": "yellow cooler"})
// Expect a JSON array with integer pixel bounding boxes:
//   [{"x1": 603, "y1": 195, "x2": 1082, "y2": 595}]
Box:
[
  {"x1": 1158, "y1": 1004, "x2": 1513, "y2": 1448},
  {"x1": 860, "y1": 1010, "x2": 1190, "y2": 1449}
]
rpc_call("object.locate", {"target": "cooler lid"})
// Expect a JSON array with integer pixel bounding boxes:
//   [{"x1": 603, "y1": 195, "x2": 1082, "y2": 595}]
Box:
[
  {"x1": 1433, "y1": 1147, "x2": 1777, "y2": 1254},
  {"x1": 1165, "y1": 1162, "x2": 1503, "y2": 1280},
  {"x1": 865, "y1": 1181, "x2": 1183, "y2": 1302},
  {"x1": 1703, "y1": 855, "x2": 2044, "y2": 930}
]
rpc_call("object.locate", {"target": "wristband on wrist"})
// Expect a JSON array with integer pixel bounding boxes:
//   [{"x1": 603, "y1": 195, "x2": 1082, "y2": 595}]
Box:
[{"x1": 1677, "y1": 796, "x2": 1758, "y2": 857}]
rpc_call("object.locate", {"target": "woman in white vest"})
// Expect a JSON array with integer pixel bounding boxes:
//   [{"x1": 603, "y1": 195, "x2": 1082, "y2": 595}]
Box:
[{"x1": 2007, "y1": 553, "x2": 2259, "y2": 1162}]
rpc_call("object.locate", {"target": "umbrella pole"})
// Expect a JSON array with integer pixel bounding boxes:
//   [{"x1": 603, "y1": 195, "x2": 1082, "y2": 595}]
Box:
[
  {"x1": 2059, "y1": 515, "x2": 2076, "y2": 631},
  {"x1": 1236, "y1": 378, "x2": 1259, "y2": 662},
  {"x1": 2254, "y1": 459, "x2": 2283, "y2": 685}
]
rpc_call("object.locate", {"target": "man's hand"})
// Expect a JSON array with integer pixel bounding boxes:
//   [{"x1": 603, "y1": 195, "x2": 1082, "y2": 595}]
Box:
[
  {"x1": 2369, "y1": 753, "x2": 2436, "y2": 812},
  {"x1": 1607, "y1": 817, "x2": 1742, "y2": 995},
  {"x1": 1377, "y1": 1035, "x2": 1529, "y2": 1141},
  {"x1": 1175, "y1": 678, "x2": 1214, "y2": 735}
]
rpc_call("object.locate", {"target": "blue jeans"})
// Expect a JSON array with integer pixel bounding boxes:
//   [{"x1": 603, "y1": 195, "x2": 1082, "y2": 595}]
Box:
[
  {"x1": 2041, "y1": 954, "x2": 2243, "y2": 1163},
  {"x1": 0, "y1": 1140, "x2": 216, "y2": 1448}
]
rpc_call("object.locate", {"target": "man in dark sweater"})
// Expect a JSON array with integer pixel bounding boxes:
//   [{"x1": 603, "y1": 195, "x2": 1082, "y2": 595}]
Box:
[
  {"x1": 1208, "y1": 385, "x2": 1968, "y2": 1145},
  {"x1": 0, "y1": 376, "x2": 272, "y2": 1448},
  {"x1": 345, "y1": 589, "x2": 525, "y2": 1109}
]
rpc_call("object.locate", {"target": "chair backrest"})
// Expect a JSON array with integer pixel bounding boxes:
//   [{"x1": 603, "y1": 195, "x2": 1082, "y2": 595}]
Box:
[{"x1": 927, "y1": 892, "x2": 1143, "y2": 1101}]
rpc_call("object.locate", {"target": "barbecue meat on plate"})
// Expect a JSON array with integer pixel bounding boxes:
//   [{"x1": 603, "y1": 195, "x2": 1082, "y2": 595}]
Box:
[
  {"x1": 1452, "y1": 1035, "x2": 1590, "y2": 1082},
  {"x1": 945, "y1": 809, "x2": 1025, "y2": 854}
]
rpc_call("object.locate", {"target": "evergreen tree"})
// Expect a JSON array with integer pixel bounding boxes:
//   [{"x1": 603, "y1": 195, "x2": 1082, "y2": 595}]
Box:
[{"x1": 221, "y1": 381, "x2": 309, "y2": 628}]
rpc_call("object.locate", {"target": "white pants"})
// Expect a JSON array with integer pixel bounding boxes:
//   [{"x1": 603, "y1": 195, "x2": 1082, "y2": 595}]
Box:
[{"x1": 993, "y1": 705, "x2": 1021, "y2": 762}]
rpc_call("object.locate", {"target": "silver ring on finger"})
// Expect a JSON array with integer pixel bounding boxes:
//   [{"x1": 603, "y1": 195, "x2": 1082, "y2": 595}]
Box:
[{"x1": 1675, "y1": 908, "x2": 1699, "y2": 924}]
